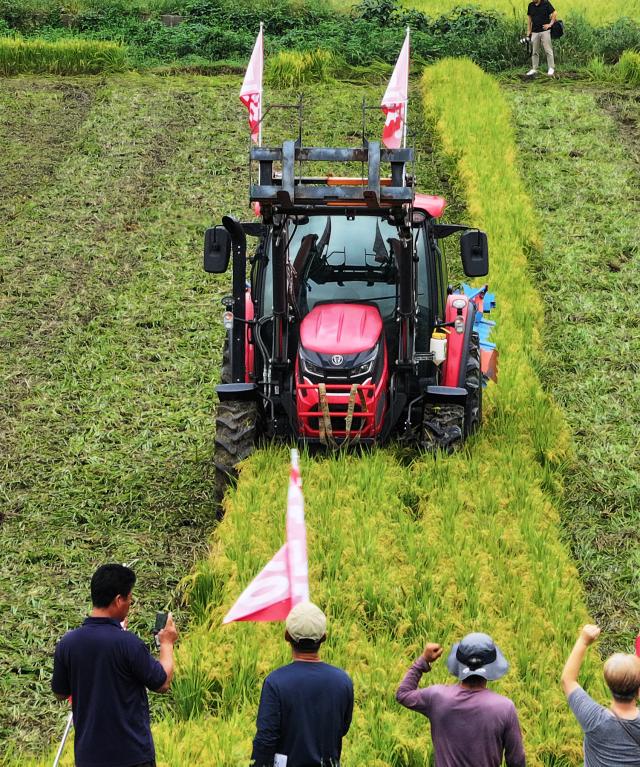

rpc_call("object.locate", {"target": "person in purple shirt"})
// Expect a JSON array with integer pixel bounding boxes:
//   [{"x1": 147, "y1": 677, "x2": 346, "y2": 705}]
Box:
[{"x1": 396, "y1": 632, "x2": 526, "y2": 767}]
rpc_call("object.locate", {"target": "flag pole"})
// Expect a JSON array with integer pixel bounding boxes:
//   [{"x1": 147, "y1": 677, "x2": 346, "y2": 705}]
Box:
[
  {"x1": 52, "y1": 711, "x2": 73, "y2": 767},
  {"x1": 258, "y1": 21, "x2": 264, "y2": 148},
  {"x1": 402, "y1": 26, "x2": 410, "y2": 149}
]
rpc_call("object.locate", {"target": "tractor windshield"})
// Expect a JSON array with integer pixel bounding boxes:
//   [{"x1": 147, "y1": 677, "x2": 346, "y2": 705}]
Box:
[{"x1": 261, "y1": 215, "x2": 429, "y2": 323}]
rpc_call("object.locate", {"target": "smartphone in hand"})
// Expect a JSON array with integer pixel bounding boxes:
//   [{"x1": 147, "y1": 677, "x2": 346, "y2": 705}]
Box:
[{"x1": 153, "y1": 612, "x2": 168, "y2": 649}]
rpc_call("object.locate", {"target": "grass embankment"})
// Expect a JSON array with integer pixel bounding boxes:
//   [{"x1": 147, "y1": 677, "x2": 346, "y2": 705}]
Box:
[
  {"x1": 508, "y1": 81, "x2": 640, "y2": 656},
  {"x1": 99, "y1": 60, "x2": 604, "y2": 765},
  {"x1": 0, "y1": 36, "x2": 126, "y2": 74}
]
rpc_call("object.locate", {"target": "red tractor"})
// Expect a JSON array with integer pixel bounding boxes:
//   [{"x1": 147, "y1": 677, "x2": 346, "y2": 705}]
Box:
[{"x1": 204, "y1": 140, "x2": 496, "y2": 484}]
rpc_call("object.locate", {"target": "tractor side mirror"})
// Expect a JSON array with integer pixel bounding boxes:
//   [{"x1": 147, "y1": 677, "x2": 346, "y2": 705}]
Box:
[
  {"x1": 203, "y1": 226, "x2": 231, "y2": 273},
  {"x1": 460, "y1": 230, "x2": 489, "y2": 277}
]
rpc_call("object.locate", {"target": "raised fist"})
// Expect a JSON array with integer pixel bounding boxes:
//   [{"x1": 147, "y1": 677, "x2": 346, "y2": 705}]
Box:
[
  {"x1": 422, "y1": 642, "x2": 444, "y2": 663},
  {"x1": 580, "y1": 624, "x2": 601, "y2": 646}
]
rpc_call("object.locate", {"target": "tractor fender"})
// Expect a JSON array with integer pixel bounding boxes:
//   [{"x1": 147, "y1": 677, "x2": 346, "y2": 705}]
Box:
[
  {"x1": 441, "y1": 295, "x2": 477, "y2": 388},
  {"x1": 216, "y1": 383, "x2": 259, "y2": 401},
  {"x1": 245, "y1": 288, "x2": 255, "y2": 383}
]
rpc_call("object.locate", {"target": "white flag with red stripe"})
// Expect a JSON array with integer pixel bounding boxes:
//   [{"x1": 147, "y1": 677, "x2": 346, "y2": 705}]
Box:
[
  {"x1": 381, "y1": 29, "x2": 410, "y2": 149},
  {"x1": 240, "y1": 24, "x2": 264, "y2": 145},
  {"x1": 223, "y1": 450, "x2": 309, "y2": 624}
]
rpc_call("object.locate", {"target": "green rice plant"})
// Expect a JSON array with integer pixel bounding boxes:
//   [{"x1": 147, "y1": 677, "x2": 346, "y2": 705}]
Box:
[
  {"x1": 584, "y1": 55, "x2": 613, "y2": 82},
  {"x1": 584, "y1": 50, "x2": 640, "y2": 85},
  {"x1": 265, "y1": 48, "x2": 335, "y2": 88},
  {"x1": 0, "y1": 36, "x2": 127, "y2": 75},
  {"x1": 616, "y1": 49, "x2": 640, "y2": 84}
]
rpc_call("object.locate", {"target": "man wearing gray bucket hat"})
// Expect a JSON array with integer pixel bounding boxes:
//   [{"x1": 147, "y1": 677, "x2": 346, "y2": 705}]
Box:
[
  {"x1": 251, "y1": 602, "x2": 353, "y2": 767},
  {"x1": 396, "y1": 632, "x2": 526, "y2": 766}
]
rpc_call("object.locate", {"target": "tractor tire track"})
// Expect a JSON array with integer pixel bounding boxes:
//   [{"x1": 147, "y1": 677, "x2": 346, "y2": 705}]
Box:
[
  {"x1": 0, "y1": 79, "x2": 199, "y2": 501},
  {"x1": 509, "y1": 83, "x2": 640, "y2": 655}
]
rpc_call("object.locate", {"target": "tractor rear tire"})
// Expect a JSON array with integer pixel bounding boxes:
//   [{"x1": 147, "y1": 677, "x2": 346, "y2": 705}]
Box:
[
  {"x1": 421, "y1": 331, "x2": 482, "y2": 451},
  {"x1": 464, "y1": 331, "x2": 482, "y2": 437},
  {"x1": 421, "y1": 402, "x2": 465, "y2": 451},
  {"x1": 214, "y1": 337, "x2": 259, "y2": 502}
]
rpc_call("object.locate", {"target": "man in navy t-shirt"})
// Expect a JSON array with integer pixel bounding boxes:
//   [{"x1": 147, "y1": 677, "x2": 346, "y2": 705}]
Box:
[
  {"x1": 251, "y1": 602, "x2": 354, "y2": 767},
  {"x1": 52, "y1": 564, "x2": 178, "y2": 767},
  {"x1": 526, "y1": 0, "x2": 558, "y2": 77}
]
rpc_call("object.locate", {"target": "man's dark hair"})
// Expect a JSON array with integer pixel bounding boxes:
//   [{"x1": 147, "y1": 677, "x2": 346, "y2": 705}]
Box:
[
  {"x1": 91, "y1": 564, "x2": 136, "y2": 608},
  {"x1": 463, "y1": 674, "x2": 487, "y2": 688},
  {"x1": 289, "y1": 637, "x2": 323, "y2": 654}
]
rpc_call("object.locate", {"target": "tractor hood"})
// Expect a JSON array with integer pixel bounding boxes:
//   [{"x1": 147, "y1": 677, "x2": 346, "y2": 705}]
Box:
[{"x1": 299, "y1": 304, "x2": 383, "y2": 355}]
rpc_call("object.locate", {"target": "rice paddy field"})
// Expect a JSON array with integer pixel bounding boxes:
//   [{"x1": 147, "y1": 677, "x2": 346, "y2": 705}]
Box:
[
  {"x1": 1, "y1": 29, "x2": 639, "y2": 767},
  {"x1": 406, "y1": 0, "x2": 640, "y2": 24}
]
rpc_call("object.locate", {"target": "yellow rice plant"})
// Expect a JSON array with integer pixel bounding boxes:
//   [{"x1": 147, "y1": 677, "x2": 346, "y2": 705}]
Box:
[
  {"x1": 265, "y1": 49, "x2": 335, "y2": 88},
  {"x1": 0, "y1": 37, "x2": 127, "y2": 76}
]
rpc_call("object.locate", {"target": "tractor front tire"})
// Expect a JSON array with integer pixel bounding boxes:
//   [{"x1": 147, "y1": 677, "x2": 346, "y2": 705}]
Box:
[
  {"x1": 214, "y1": 336, "x2": 259, "y2": 502},
  {"x1": 214, "y1": 398, "x2": 259, "y2": 498}
]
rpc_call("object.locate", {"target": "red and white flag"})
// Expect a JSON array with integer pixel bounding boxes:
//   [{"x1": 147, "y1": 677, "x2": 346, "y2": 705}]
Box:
[
  {"x1": 223, "y1": 450, "x2": 309, "y2": 624},
  {"x1": 381, "y1": 29, "x2": 410, "y2": 149},
  {"x1": 240, "y1": 23, "x2": 264, "y2": 145}
]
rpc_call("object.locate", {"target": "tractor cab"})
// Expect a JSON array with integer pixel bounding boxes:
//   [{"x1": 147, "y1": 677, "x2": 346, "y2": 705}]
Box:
[{"x1": 204, "y1": 139, "x2": 496, "y2": 483}]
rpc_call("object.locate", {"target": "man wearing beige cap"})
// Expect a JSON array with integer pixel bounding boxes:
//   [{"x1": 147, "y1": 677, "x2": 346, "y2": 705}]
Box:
[{"x1": 250, "y1": 601, "x2": 354, "y2": 767}]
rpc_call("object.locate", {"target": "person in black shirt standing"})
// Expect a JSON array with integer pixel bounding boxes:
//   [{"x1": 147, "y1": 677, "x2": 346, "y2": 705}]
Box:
[
  {"x1": 52, "y1": 564, "x2": 178, "y2": 767},
  {"x1": 251, "y1": 602, "x2": 354, "y2": 767},
  {"x1": 526, "y1": 0, "x2": 558, "y2": 77}
]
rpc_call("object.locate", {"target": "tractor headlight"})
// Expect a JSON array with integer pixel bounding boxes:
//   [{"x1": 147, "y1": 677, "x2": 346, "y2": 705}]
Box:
[
  {"x1": 351, "y1": 359, "x2": 375, "y2": 377},
  {"x1": 300, "y1": 356, "x2": 324, "y2": 377},
  {"x1": 350, "y1": 343, "x2": 380, "y2": 378}
]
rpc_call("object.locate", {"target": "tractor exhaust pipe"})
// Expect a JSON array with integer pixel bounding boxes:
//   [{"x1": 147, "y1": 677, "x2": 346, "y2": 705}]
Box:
[
  {"x1": 271, "y1": 217, "x2": 288, "y2": 367},
  {"x1": 390, "y1": 236, "x2": 416, "y2": 367},
  {"x1": 222, "y1": 216, "x2": 247, "y2": 383}
]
